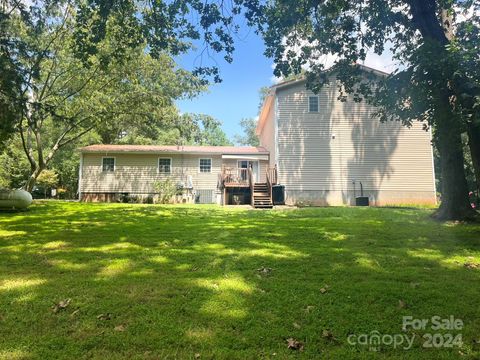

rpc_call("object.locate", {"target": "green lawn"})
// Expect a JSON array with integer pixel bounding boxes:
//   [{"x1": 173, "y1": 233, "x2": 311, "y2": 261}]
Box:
[{"x1": 0, "y1": 202, "x2": 479, "y2": 359}]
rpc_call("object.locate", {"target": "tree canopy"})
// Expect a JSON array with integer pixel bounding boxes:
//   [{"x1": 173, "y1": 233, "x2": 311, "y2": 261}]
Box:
[{"x1": 0, "y1": 0, "x2": 234, "y2": 192}]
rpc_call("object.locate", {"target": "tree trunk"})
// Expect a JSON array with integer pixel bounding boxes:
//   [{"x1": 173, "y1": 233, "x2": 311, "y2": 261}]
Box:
[
  {"x1": 434, "y1": 112, "x2": 476, "y2": 220},
  {"x1": 23, "y1": 166, "x2": 43, "y2": 193},
  {"x1": 466, "y1": 120, "x2": 480, "y2": 199}
]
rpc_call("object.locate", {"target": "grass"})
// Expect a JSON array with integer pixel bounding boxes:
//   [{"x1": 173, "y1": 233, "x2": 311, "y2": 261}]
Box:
[{"x1": 0, "y1": 201, "x2": 479, "y2": 359}]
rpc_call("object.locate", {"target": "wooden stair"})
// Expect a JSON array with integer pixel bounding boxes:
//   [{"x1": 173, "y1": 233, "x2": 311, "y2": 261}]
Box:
[{"x1": 252, "y1": 183, "x2": 273, "y2": 209}]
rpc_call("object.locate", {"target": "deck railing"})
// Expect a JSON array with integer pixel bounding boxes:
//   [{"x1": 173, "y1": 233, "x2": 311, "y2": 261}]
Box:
[{"x1": 220, "y1": 166, "x2": 251, "y2": 187}]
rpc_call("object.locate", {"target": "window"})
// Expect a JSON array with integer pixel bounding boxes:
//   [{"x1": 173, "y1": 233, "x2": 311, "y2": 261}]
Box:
[
  {"x1": 158, "y1": 158, "x2": 171, "y2": 174},
  {"x1": 199, "y1": 158, "x2": 212, "y2": 173},
  {"x1": 308, "y1": 96, "x2": 319, "y2": 112},
  {"x1": 102, "y1": 157, "x2": 115, "y2": 172}
]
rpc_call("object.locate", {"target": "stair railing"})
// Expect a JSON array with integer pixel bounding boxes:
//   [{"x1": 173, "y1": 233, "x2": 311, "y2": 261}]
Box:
[
  {"x1": 265, "y1": 165, "x2": 278, "y2": 205},
  {"x1": 266, "y1": 167, "x2": 272, "y2": 204},
  {"x1": 248, "y1": 164, "x2": 254, "y2": 206}
]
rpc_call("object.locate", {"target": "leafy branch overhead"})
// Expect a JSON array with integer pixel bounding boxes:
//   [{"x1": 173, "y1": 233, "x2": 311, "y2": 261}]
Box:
[
  {"x1": 4, "y1": 2, "x2": 206, "y2": 191},
  {"x1": 73, "y1": 0, "x2": 258, "y2": 83}
]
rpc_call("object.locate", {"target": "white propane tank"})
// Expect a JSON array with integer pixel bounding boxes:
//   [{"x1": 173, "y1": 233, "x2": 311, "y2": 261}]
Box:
[{"x1": 0, "y1": 189, "x2": 33, "y2": 210}]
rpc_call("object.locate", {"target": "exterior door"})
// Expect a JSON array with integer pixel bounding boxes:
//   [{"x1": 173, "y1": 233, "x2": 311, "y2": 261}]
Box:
[{"x1": 238, "y1": 160, "x2": 259, "y2": 182}]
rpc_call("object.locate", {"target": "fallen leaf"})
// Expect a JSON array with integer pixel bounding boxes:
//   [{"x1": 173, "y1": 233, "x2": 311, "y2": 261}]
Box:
[
  {"x1": 293, "y1": 322, "x2": 301, "y2": 329},
  {"x1": 410, "y1": 282, "x2": 421, "y2": 288},
  {"x1": 70, "y1": 309, "x2": 80, "y2": 317},
  {"x1": 320, "y1": 287, "x2": 328, "y2": 294},
  {"x1": 52, "y1": 298, "x2": 71, "y2": 313},
  {"x1": 305, "y1": 305, "x2": 315, "y2": 313},
  {"x1": 114, "y1": 324, "x2": 126, "y2": 332},
  {"x1": 286, "y1": 338, "x2": 304, "y2": 351},
  {"x1": 194, "y1": 353, "x2": 201, "y2": 359},
  {"x1": 322, "y1": 329, "x2": 338, "y2": 342},
  {"x1": 398, "y1": 300, "x2": 407, "y2": 309},
  {"x1": 257, "y1": 267, "x2": 273, "y2": 275},
  {"x1": 464, "y1": 262, "x2": 480, "y2": 269},
  {"x1": 97, "y1": 313, "x2": 112, "y2": 321}
]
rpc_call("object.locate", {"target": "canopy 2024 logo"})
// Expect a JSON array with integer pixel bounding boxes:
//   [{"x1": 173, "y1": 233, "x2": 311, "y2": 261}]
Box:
[{"x1": 347, "y1": 316, "x2": 463, "y2": 352}]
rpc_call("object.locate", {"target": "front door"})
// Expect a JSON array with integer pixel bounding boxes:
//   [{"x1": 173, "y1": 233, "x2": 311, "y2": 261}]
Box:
[{"x1": 238, "y1": 160, "x2": 259, "y2": 182}]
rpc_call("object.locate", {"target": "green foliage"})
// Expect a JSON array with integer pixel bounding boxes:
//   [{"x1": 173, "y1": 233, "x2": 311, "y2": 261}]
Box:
[
  {"x1": 174, "y1": 113, "x2": 232, "y2": 146},
  {"x1": 36, "y1": 170, "x2": 59, "y2": 189},
  {"x1": 0, "y1": 137, "x2": 30, "y2": 189},
  {"x1": 234, "y1": 118, "x2": 259, "y2": 146},
  {"x1": 6, "y1": 3, "x2": 205, "y2": 191},
  {"x1": 0, "y1": 1, "x2": 25, "y2": 149},
  {"x1": 72, "y1": 0, "x2": 252, "y2": 83},
  {"x1": 1, "y1": 202, "x2": 479, "y2": 358},
  {"x1": 153, "y1": 178, "x2": 178, "y2": 204}
]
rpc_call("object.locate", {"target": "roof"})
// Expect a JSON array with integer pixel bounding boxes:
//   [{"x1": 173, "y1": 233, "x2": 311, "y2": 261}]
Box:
[
  {"x1": 256, "y1": 63, "x2": 390, "y2": 135},
  {"x1": 79, "y1": 144, "x2": 269, "y2": 155}
]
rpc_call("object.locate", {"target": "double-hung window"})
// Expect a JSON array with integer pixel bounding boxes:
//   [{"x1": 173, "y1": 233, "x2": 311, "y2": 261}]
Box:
[
  {"x1": 158, "y1": 158, "x2": 171, "y2": 174},
  {"x1": 102, "y1": 157, "x2": 115, "y2": 172},
  {"x1": 308, "y1": 96, "x2": 319, "y2": 112},
  {"x1": 199, "y1": 158, "x2": 212, "y2": 173}
]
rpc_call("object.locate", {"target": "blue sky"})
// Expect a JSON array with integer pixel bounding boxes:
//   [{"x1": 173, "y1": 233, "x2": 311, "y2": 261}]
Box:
[{"x1": 175, "y1": 29, "x2": 273, "y2": 142}]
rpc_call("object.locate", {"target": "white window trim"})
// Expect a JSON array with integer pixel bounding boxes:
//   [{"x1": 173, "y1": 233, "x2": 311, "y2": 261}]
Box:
[
  {"x1": 101, "y1": 156, "x2": 116, "y2": 172},
  {"x1": 198, "y1": 158, "x2": 212, "y2": 173},
  {"x1": 157, "y1": 157, "x2": 172, "y2": 174},
  {"x1": 308, "y1": 95, "x2": 319, "y2": 113}
]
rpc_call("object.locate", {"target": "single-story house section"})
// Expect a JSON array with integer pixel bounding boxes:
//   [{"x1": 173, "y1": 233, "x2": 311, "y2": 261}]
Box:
[{"x1": 78, "y1": 145, "x2": 274, "y2": 207}]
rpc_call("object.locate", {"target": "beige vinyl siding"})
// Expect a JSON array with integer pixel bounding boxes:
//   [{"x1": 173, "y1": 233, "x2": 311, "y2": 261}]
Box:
[
  {"x1": 258, "y1": 101, "x2": 276, "y2": 167},
  {"x1": 275, "y1": 79, "x2": 435, "y2": 204},
  {"x1": 81, "y1": 153, "x2": 221, "y2": 193}
]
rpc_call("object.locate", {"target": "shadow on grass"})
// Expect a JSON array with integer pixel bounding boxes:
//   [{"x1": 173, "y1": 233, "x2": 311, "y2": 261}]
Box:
[{"x1": 0, "y1": 202, "x2": 479, "y2": 359}]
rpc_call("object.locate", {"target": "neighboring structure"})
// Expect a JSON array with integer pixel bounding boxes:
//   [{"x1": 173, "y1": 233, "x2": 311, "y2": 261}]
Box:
[
  {"x1": 78, "y1": 145, "x2": 273, "y2": 206},
  {"x1": 256, "y1": 67, "x2": 436, "y2": 206},
  {"x1": 79, "y1": 66, "x2": 436, "y2": 207}
]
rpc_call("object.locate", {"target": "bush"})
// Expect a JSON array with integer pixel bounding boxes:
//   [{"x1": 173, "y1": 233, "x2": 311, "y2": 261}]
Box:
[{"x1": 153, "y1": 179, "x2": 178, "y2": 204}]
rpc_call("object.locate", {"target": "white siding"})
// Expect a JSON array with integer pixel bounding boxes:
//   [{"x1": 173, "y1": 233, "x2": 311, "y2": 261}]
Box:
[
  {"x1": 271, "y1": 79, "x2": 436, "y2": 205},
  {"x1": 81, "y1": 153, "x2": 221, "y2": 193}
]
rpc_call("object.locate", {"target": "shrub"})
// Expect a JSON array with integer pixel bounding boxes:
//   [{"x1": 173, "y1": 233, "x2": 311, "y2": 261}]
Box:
[{"x1": 153, "y1": 179, "x2": 178, "y2": 204}]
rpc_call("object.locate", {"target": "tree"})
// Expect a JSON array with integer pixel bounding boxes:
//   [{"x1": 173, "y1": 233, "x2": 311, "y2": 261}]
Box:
[
  {"x1": 174, "y1": 114, "x2": 232, "y2": 146},
  {"x1": 249, "y1": 0, "x2": 479, "y2": 220},
  {"x1": 0, "y1": 0, "x2": 26, "y2": 148},
  {"x1": 0, "y1": 136, "x2": 30, "y2": 189},
  {"x1": 234, "y1": 118, "x2": 259, "y2": 146},
  {"x1": 7, "y1": 4, "x2": 203, "y2": 191},
  {"x1": 455, "y1": 14, "x2": 480, "y2": 201},
  {"x1": 36, "y1": 169, "x2": 58, "y2": 198}
]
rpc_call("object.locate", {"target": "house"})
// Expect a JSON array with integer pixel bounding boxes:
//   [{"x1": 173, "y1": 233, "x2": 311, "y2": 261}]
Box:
[
  {"x1": 78, "y1": 145, "x2": 273, "y2": 206},
  {"x1": 79, "y1": 66, "x2": 436, "y2": 207},
  {"x1": 256, "y1": 68, "x2": 436, "y2": 206}
]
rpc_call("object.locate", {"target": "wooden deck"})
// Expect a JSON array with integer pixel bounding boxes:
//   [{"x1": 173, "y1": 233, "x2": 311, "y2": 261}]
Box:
[
  {"x1": 220, "y1": 167, "x2": 251, "y2": 188},
  {"x1": 218, "y1": 165, "x2": 278, "y2": 207}
]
